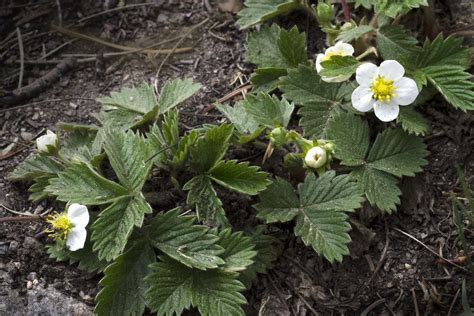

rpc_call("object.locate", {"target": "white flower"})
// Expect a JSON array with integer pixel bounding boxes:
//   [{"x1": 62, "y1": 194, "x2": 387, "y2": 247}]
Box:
[
  {"x1": 46, "y1": 203, "x2": 89, "y2": 251},
  {"x1": 304, "y1": 146, "x2": 328, "y2": 169},
  {"x1": 316, "y1": 41, "x2": 355, "y2": 83},
  {"x1": 36, "y1": 130, "x2": 58, "y2": 153},
  {"x1": 351, "y1": 60, "x2": 419, "y2": 122}
]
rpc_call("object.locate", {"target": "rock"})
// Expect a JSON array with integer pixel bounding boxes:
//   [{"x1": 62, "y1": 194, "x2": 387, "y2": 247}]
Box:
[
  {"x1": 20, "y1": 132, "x2": 34, "y2": 142},
  {"x1": 27, "y1": 272, "x2": 37, "y2": 281},
  {"x1": 8, "y1": 241, "x2": 19, "y2": 252},
  {"x1": 22, "y1": 237, "x2": 42, "y2": 250}
]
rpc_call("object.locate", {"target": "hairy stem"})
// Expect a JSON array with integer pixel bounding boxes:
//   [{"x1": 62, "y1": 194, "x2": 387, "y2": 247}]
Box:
[{"x1": 340, "y1": 0, "x2": 351, "y2": 22}]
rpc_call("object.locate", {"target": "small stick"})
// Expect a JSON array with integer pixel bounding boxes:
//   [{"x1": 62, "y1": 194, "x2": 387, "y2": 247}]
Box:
[
  {"x1": 76, "y1": 3, "x2": 154, "y2": 24},
  {"x1": 56, "y1": 0, "x2": 63, "y2": 26},
  {"x1": 447, "y1": 288, "x2": 460, "y2": 316},
  {"x1": 40, "y1": 39, "x2": 75, "y2": 60},
  {"x1": 411, "y1": 288, "x2": 420, "y2": 316},
  {"x1": 16, "y1": 27, "x2": 24, "y2": 91},
  {"x1": 361, "y1": 298, "x2": 386, "y2": 316},
  {"x1": 205, "y1": 83, "x2": 251, "y2": 112},
  {"x1": 365, "y1": 222, "x2": 390, "y2": 287},
  {"x1": 0, "y1": 97, "x2": 94, "y2": 113},
  {"x1": 0, "y1": 204, "x2": 34, "y2": 216},
  {"x1": 0, "y1": 215, "x2": 42, "y2": 223},
  {"x1": 340, "y1": 0, "x2": 351, "y2": 22}
]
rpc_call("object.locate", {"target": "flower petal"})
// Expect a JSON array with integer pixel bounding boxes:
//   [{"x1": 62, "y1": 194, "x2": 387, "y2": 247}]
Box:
[
  {"x1": 394, "y1": 77, "x2": 419, "y2": 105},
  {"x1": 334, "y1": 42, "x2": 354, "y2": 56},
  {"x1": 315, "y1": 54, "x2": 325, "y2": 73},
  {"x1": 379, "y1": 60, "x2": 405, "y2": 81},
  {"x1": 66, "y1": 226, "x2": 87, "y2": 251},
  {"x1": 356, "y1": 63, "x2": 378, "y2": 86},
  {"x1": 36, "y1": 130, "x2": 58, "y2": 153},
  {"x1": 351, "y1": 86, "x2": 375, "y2": 112},
  {"x1": 373, "y1": 101, "x2": 399, "y2": 122},
  {"x1": 67, "y1": 203, "x2": 89, "y2": 228}
]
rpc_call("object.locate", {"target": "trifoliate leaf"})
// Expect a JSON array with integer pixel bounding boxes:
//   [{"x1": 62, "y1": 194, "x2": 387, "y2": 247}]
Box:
[
  {"x1": 145, "y1": 256, "x2": 246, "y2": 316},
  {"x1": 320, "y1": 55, "x2": 360, "y2": 78},
  {"x1": 366, "y1": 128, "x2": 428, "y2": 177},
  {"x1": 96, "y1": 83, "x2": 157, "y2": 114},
  {"x1": 148, "y1": 207, "x2": 225, "y2": 270},
  {"x1": 279, "y1": 65, "x2": 351, "y2": 137},
  {"x1": 8, "y1": 154, "x2": 63, "y2": 181},
  {"x1": 250, "y1": 67, "x2": 288, "y2": 93},
  {"x1": 327, "y1": 112, "x2": 370, "y2": 166},
  {"x1": 184, "y1": 176, "x2": 229, "y2": 226},
  {"x1": 415, "y1": 35, "x2": 470, "y2": 69},
  {"x1": 376, "y1": 25, "x2": 421, "y2": 67},
  {"x1": 46, "y1": 162, "x2": 128, "y2": 205},
  {"x1": 95, "y1": 241, "x2": 156, "y2": 316},
  {"x1": 238, "y1": 0, "x2": 301, "y2": 29},
  {"x1": 398, "y1": 106, "x2": 430, "y2": 136},
  {"x1": 242, "y1": 93, "x2": 294, "y2": 129},
  {"x1": 216, "y1": 102, "x2": 260, "y2": 134},
  {"x1": 255, "y1": 172, "x2": 364, "y2": 262},
  {"x1": 374, "y1": 0, "x2": 428, "y2": 18},
  {"x1": 217, "y1": 229, "x2": 257, "y2": 272},
  {"x1": 103, "y1": 129, "x2": 152, "y2": 192},
  {"x1": 336, "y1": 25, "x2": 374, "y2": 42},
  {"x1": 158, "y1": 78, "x2": 201, "y2": 114},
  {"x1": 351, "y1": 167, "x2": 401, "y2": 213},
  {"x1": 189, "y1": 124, "x2": 234, "y2": 173},
  {"x1": 92, "y1": 195, "x2": 152, "y2": 261},
  {"x1": 209, "y1": 160, "x2": 270, "y2": 195}
]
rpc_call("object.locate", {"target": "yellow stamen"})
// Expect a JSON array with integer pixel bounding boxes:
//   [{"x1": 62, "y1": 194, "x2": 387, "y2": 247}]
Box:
[
  {"x1": 370, "y1": 75, "x2": 396, "y2": 103},
  {"x1": 46, "y1": 212, "x2": 72, "y2": 240}
]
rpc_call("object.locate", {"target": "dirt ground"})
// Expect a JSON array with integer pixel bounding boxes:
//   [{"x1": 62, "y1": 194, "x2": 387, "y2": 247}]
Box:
[{"x1": 0, "y1": 0, "x2": 473, "y2": 315}]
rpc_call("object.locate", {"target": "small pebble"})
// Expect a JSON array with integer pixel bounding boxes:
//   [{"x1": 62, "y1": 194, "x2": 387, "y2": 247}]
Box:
[
  {"x1": 27, "y1": 281, "x2": 33, "y2": 289},
  {"x1": 404, "y1": 263, "x2": 412, "y2": 269}
]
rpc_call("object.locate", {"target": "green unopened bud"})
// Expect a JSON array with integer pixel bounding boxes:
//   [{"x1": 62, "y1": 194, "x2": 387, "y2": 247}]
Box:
[
  {"x1": 316, "y1": 2, "x2": 334, "y2": 24},
  {"x1": 269, "y1": 127, "x2": 287, "y2": 147}
]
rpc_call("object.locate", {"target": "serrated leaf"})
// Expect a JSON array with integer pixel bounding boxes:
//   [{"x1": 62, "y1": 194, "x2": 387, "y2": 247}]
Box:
[
  {"x1": 92, "y1": 195, "x2": 152, "y2": 261},
  {"x1": 148, "y1": 207, "x2": 225, "y2": 270},
  {"x1": 415, "y1": 35, "x2": 470, "y2": 69},
  {"x1": 158, "y1": 78, "x2": 201, "y2": 114},
  {"x1": 336, "y1": 25, "x2": 374, "y2": 42},
  {"x1": 29, "y1": 175, "x2": 54, "y2": 201},
  {"x1": 46, "y1": 162, "x2": 128, "y2": 205},
  {"x1": 374, "y1": 0, "x2": 428, "y2": 18},
  {"x1": 216, "y1": 102, "x2": 260, "y2": 134},
  {"x1": 8, "y1": 154, "x2": 63, "y2": 181},
  {"x1": 209, "y1": 160, "x2": 270, "y2": 195},
  {"x1": 242, "y1": 92, "x2": 294, "y2": 129},
  {"x1": 96, "y1": 108, "x2": 144, "y2": 131},
  {"x1": 145, "y1": 256, "x2": 246, "y2": 316},
  {"x1": 97, "y1": 83, "x2": 157, "y2": 114},
  {"x1": 327, "y1": 112, "x2": 370, "y2": 166},
  {"x1": 238, "y1": 0, "x2": 301, "y2": 29},
  {"x1": 398, "y1": 106, "x2": 430, "y2": 136},
  {"x1": 189, "y1": 124, "x2": 234, "y2": 173},
  {"x1": 104, "y1": 129, "x2": 152, "y2": 192},
  {"x1": 366, "y1": 128, "x2": 428, "y2": 177},
  {"x1": 59, "y1": 129, "x2": 98, "y2": 163},
  {"x1": 376, "y1": 25, "x2": 421, "y2": 67},
  {"x1": 250, "y1": 67, "x2": 288, "y2": 93},
  {"x1": 217, "y1": 229, "x2": 257, "y2": 272},
  {"x1": 279, "y1": 65, "x2": 350, "y2": 137},
  {"x1": 320, "y1": 55, "x2": 360, "y2": 78},
  {"x1": 95, "y1": 241, "x2": 156, "y2": 316},
  {"x1": 184, "y1": 176, "x2": 229, "y2": 226}
]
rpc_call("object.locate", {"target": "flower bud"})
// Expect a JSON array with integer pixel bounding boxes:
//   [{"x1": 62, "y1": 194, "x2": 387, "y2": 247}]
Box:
[
  {"x1": 304, "y1": 146, "x2": 328, "y2": 169},
  {"x1": 36, "y1": 130, "x2": 59, "y2": 154},
  {"x1": 316, "y1": 2, "x2": 334, "y2": 24},
  {"x1": 269, "y1": 127, "x2": 287, "y2": 147}
]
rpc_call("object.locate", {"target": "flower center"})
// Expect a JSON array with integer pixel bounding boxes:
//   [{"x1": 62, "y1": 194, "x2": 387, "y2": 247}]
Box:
[
  {"x1": 46, "y1": 212, "x2": 72, "y2": 240},
  {"x1": 371, "y1": 75, "x2": 396, "y2": 103},
  {"x1": 322, "y1": 50, "x2": 343, "y2": 62}
]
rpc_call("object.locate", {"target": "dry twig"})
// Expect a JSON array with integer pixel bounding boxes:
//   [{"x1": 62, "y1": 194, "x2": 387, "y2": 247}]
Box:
[{"x1": 16, "y1": 27, "x2": 24, "y2": 91}]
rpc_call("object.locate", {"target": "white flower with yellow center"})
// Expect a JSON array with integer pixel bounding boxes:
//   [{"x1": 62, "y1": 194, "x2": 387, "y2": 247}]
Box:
[
  {"x1": 316, "y1": 41, "x2": 355, "y2": 83},
  {"x1": 351, "y1": 60, "x2": 419, "y2": 122},
  {"x1": 36, "y1": 130, "x2": 59, "y2": 153},
  {"x1": 304, "y1": 146, "x2": 328, "y2": 169},
  {"x1": 46, "y1": 203, "x2": 89, "y2": 251}
]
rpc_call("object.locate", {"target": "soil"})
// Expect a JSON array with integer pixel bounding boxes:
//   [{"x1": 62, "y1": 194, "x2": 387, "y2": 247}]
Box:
[{"x1": 0, "y1": 0, "x2": 473, "y2": 315}]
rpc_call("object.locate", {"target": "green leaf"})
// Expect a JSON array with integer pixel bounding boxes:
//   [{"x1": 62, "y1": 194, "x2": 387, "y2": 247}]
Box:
[
  {"x1": 95, "y1": 241, "x2": 156, "y2": 316},
  {"x1": 279, "y1": 65, "x2": 351, "y2": 137},
  {"x1": 29, "y1": 175, "x2": 54, "y2": 201},
  {"x1": 158, "y1": 78, "x2": 201, "y2": 114},
  {"x1": 351, "y1": 167, "x2": 401, "y2": 213},
  {"x1": 59, "y1": 129, "x2": 98, "y2": 163},
  {"x1": 148, "y1": 207, "x2": 225, "y2": 270},
  {"x1": 209, "y1": 160, "x2": 270, "y2": 195},
  {"x1": 246, "y1": 24, "x2": 307, "y2": 69},
  {"x1": 96, "y1": 108, "x2": 145, "y2": 131},
  {"x1": 46, "y1": 162, "x2": 128, "y2": 205},
  {"x1": 374, "y1": 0, "x2": 428, "y2": 18},
  {"x1": 320, "y1": 55, "x2": 360, "y2": 78},
  {"x1": 238, "y1": 0, "x2": 301, "y2": 29},
  {"x1": 189, "y1": 124, "x2": 234, "y2": 173},
  {"x1": 327, "y1": 112, "x2": 370, "y2": 166},
  {"x1": 250, "y1": 67, "x2": 288, "y2": 93},
  {"x1": 376, "y1": 25, "x2": 421, "y2": 67},
  {"x1": 336, "y1": 25, "x2": 374, "y2": 42},
  {"x1": 96, "y1": 83, "x2": 157, "y2": 114},
  {"x1": 415, "y1": 35, "x2": 470, "y2": 69},
  {"x1": 184, "y1": 176, "x2": 229, "y2": 226},
  {"x1": 217, "y1": 229, "x2": 257, "y2": 272},
  {"x1": 91, "y1": 196, "x2": 152, "y2": 261},
  {"x1": 256, "y1": 172, "x2": 364, "y2": 262},
  {"x1": 104, "y1": 129, "x2": 152, "y2": 192},
  {"x1": 254, "y1": 177, "x2": 300, "y2": 223},
  {"x1": 242, "y1": 93, "x2": 294, "y2": 129},
  {"x1": 397, "y1": 106, "x2": 430, "y2": 136},
  {"x1": 366, "y1": 128, "x2": 428, "y2": 177},
  {"x1": 216, "y1": 102, "x2": 260, "y2": 134},
  {"x1": 145, "y1": 256, "x2": 246, "y2": 316},
  {"x1": 8, "y1": 154, "x2": 63, "y2": 181}
]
